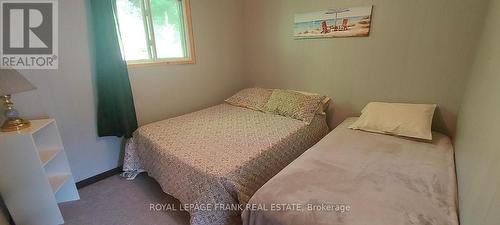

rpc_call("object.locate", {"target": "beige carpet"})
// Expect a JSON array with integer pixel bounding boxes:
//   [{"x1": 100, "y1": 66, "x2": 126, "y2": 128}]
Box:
[{"x1": 60, "y1": 174, "x2": 190, "y2": 225}]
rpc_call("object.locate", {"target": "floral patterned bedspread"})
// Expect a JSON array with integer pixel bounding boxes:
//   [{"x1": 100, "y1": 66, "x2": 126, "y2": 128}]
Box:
[{"x1": 123, "y1": 104, "x2": 329, "y2": 225}]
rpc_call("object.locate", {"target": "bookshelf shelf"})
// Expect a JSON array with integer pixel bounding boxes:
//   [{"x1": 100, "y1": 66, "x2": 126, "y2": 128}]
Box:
[
  {"x1": 0, "y1": 119, "x2": 80, "y2": 225},
  {"x1": 39, "y1": 148, "x2": 62, "y2": 167}
]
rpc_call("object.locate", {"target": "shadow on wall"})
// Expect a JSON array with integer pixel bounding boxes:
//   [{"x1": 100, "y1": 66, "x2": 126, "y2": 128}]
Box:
[
  {"x1": 0, "y1": 195, "x2": 11, "y2": 225},
  {"x1": 326, "y1": 103, "x2": 456, "y2": 138},
  {"x1": 433, "y1": 106, "x2": 456, "y2": 138}
]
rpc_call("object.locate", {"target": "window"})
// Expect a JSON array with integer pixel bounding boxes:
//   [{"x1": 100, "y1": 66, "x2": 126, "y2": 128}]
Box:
[{"x1": 115, "y1": 0, "x2": 195, "y2": 66}]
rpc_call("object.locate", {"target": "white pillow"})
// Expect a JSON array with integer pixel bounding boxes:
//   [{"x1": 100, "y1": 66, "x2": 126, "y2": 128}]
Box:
[{"x1": 349, "y1": 102, "x2": 437, "y2": 140}]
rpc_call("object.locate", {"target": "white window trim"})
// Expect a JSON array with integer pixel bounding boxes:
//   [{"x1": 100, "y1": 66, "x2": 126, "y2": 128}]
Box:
[{"x1": 126, "y1": 0, "x2": 196, "y2": 68}]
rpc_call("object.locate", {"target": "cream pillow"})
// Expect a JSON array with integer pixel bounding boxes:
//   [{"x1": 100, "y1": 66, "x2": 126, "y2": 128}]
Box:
[{"x1": 349, "y1": 102, "x2": 437, "y2": 140}]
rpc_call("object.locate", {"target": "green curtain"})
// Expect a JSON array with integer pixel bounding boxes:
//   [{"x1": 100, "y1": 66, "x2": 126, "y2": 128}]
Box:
[{"x1": 88, "y1": 0, "x2": 138, "y2": 138}]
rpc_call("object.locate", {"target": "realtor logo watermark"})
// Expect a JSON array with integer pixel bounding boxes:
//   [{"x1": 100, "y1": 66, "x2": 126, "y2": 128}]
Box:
[{"x1": 0, "y1": 0, "x2": 58, "y2": 69}]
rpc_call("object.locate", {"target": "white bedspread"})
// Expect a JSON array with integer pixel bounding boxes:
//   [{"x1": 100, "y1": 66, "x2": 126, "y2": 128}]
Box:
[{"x1": 242, "y1": 118, "x2": 459, "y2": 225}]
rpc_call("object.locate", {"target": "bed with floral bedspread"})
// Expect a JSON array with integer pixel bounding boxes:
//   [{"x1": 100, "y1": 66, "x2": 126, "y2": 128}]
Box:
[{"x1": 123, "y1": 103, "x2": 329, "y2": 225}]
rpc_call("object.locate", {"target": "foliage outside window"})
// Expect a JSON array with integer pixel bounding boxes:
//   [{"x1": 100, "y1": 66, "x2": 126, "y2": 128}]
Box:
[{"x1": 116, "y1": 0, "x2": 195, "y2": 66}]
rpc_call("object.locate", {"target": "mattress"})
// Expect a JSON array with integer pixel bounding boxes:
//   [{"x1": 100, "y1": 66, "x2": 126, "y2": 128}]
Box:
[
  {"x1": 123, "y1": 104, "x2": 329, "y2": 225},
  {"x1": 242, "y1": 118, "x2": 459, "y2": 225}
]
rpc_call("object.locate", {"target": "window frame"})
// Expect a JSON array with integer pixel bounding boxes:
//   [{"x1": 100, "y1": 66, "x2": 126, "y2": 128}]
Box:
[{"x1": 123, "y1": 0, "x2": 196, "y2": 68}]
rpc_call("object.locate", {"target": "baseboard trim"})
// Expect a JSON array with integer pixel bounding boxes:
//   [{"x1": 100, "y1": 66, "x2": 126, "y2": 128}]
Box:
[{"x1": 76, "y1": 166, "x2": 123, "y2": 189}]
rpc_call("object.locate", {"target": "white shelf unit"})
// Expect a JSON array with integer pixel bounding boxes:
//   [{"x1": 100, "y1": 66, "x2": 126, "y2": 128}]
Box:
[{"x1": 0, "y1": 119, "x2": 79, "y2": 225}]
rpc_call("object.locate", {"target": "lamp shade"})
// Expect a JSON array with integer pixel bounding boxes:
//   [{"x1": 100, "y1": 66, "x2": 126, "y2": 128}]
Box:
[{"x1": 0, "y1": 69, "x2": 36, "y2": 96}]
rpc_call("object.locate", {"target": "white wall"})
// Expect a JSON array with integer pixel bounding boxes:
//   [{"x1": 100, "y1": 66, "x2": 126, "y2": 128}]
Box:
[
  {"x1": 129, "y1": 0, "x2": 245, "y2": 126},
  {"x1": 242, "y1": 0, "x2": 488, "y2": 136},
  {"x1": 454, "y1": 0, "x2": 500, "y2": 224},
  {"x1": 2, "y1": 0, "x2": 245, "y2": 182},
  {"x1": 8, "y1": 0, "x2": 123, "y2": 182}
]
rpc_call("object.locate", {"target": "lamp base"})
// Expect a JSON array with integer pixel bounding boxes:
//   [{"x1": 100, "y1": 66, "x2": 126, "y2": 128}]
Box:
[
  {"x1": 1, "y1": 118, "x2": 31, "y2": 132},
  {"x1": 1, "y1": 95, "x2": 31, "y2": 132}
]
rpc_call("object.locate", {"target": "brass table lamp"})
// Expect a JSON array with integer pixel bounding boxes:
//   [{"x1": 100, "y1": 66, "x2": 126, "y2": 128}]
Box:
[{"x1": 0, "y1": 69, "x2": 36, "y2": 132}]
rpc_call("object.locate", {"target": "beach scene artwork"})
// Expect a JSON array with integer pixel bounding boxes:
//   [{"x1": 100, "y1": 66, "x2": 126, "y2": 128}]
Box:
[{"x1": 294, "y1": 6, "x2": 373, "y2": 39}]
